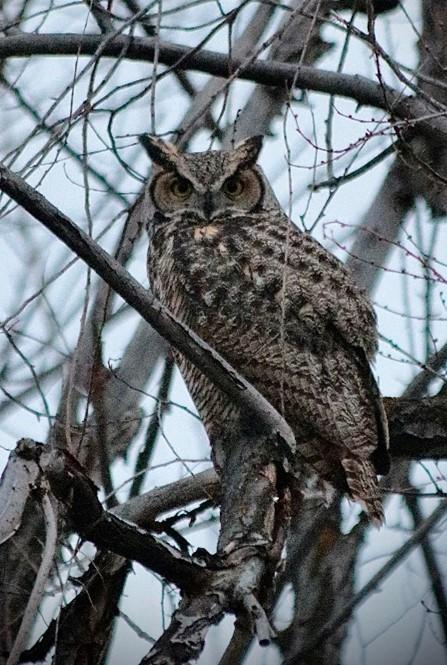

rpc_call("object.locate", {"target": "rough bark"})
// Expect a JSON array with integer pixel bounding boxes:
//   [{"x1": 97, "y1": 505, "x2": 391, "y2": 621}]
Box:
[{"x1": 1, "y1": 391, "x2": 447, "y2": 661}]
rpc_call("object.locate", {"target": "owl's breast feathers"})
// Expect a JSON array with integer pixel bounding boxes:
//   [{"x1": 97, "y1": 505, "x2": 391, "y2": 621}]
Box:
[
  {"x1": 154, "y1": 211, "x2": 376, "y2": 348},
  {"x1": 149, "y1": 210, "x2": 390, "y2": 525}
]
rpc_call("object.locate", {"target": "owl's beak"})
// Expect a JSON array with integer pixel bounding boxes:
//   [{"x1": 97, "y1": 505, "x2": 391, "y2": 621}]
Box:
[{"x1": 202, "y1": 191, "x2": 214, "y2": 219}]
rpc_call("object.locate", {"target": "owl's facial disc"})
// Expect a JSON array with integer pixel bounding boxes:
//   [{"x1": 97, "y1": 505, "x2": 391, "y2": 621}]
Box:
[
  {"x1": 151, "y1": 167, "x2": 263, "y2": 219},
  {"x1": 146, "y1": 134, "x2": 265, "y2": 218}
]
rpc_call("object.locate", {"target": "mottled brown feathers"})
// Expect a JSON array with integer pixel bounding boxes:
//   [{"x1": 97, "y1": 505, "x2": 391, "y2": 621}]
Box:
[{"x1": 145, "y1": 136, "x2": 390, "y2": 525}]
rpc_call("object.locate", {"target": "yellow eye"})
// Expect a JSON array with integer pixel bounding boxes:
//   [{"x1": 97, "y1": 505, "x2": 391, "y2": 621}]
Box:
[
  {"x1": 170, "y1": 177, "x2": 192, "y2": 200},
  {"x1": 222, "y1": 176, "x2": 245, "y2": 199}
]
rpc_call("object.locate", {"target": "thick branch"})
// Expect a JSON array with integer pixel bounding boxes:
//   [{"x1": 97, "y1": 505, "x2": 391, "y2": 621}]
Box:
[
  {"x1": 285, "y1": 499, "x2": 447, "y2": 663},
  {"x1": 0, "y1": 162, "x2": 296, "y2": 467},
  {"x1": 1, "y1": 33, "x2": 447, "y2": 138},
  {"x1": 45, "y1": 448, "x2": 209, "y2": 593},
  {"x1": 1, "y1": 165, "x2": 447, "y2": 464},
  {"x1": 142, "y1": 427, "x2": 285, "y2": 664},
  {"x1": 385, "y1": 395, "x2": 447, "y2": 461},
  {"x1": 115, "y1": 468, "x2": 219, "y2": 524}
]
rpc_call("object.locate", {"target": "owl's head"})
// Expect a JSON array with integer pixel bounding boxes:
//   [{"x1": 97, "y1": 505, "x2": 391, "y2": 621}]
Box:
[{"x1": 144, "y1": 135, "x2": 266, "y2": 221}]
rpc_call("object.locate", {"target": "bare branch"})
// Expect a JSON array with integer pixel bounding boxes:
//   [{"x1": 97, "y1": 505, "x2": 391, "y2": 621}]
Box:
[
  {"x1": 115, "y1": 468, "x2": 219, "y2": 524},
  {"x1": 405, "y1": 491, "x2": 447, "y2": 651},
  {"x1": 0, "y1": 74, "x2": 128, "y2": 206},
  {"x1": 18, "y1": 551, "x2": 131, "y2": 665},
  {"x1": 224, "y1": 0, "x2": 332, "y2": 144},
  {"x1": 16, "y1": 464, "x2": 219, "y2": 665},
  {"x1": 83, "y1": 0, "x2": 114, "y2": 34},
  {"x1": 176, "y1": 0, "x2": 277, "y2": 146},
  {"x1": 346, "y1": 0, "x2": 447, "y2": 294},
  {"x1": 403, "y1": 340, "x2": 447, "y2": 399},
  {"x1": 45, "y1": 447, "x2": 210, "y2": 592},
  {"x1": 0, "y1": 161, "x2": 296, "y2": 466},
  {"x1": 1, "y1": 33, "x2": 447, "y2": 138},
  {"x1": 345, "y1": 158, "x2": 414, "y2": 291}
]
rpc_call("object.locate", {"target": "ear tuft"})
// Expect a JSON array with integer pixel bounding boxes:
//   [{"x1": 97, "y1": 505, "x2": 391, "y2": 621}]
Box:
[
  {"x1": 233, "y1": 135, "x2": 264, "y2": 167},
  {"x1": 139, "y1": 134, "x2": 180, "y2": 170}
]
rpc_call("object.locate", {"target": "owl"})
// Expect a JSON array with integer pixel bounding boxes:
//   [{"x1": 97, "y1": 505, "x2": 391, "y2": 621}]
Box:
[{"x1": 144, "y1": 135, "x2": 390, "y2": 525}]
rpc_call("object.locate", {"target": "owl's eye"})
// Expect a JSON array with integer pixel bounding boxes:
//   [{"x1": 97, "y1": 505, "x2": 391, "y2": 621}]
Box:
[
  {"x1": 170, "y1": 177, "x2": 193, "y2": 200},
  {"x1": 222, "y1": 176, "x2": 245, "y2": 199}
]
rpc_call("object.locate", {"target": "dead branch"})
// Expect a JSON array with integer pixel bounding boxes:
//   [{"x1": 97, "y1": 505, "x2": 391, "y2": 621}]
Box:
[{"x1": 115, "y1": 468, "x2": 220, "y2": 524}]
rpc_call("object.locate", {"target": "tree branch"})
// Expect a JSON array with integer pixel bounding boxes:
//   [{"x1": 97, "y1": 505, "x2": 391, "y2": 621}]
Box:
[
  {"x1": 45, "y1": 447, "x2": 210, "y2": 593},
  {"x1": 385, "y1": 395, "x2": 447, "y2": 461},
  {"x1": 345, "y1": 157, "x2": 414, "y2": 292},
  {"x1": 115, "y1": 468, "x2": 219, "y2": 524},
  {"x1": 1, "y1": 33, "x2": 447, "y2": 138},
  {"x1": 0, "y1": 161, "x2": 296, "y2": 468},
  {"x1": 285, "y1": 499, "x2": 447, "y2": 664},
  {"x1": 141, "y1": 433, "x2": 285, "y2": 664},
  {"x1": 405, "y1": 491, "x2": 447, "y2": 650}
]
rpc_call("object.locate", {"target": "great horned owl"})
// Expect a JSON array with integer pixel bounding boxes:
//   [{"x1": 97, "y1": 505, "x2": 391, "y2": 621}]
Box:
[{"x1": 144, "y1": 135, "x2": 390, "y2": 525}]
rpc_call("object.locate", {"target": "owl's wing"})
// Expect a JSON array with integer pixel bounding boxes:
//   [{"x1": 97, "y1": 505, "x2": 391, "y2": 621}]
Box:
[
  {"x1": 286, "y1": 230, "x2": 378, "y2": 357},
  {"x1": 285, "y1": 230, "x2": 390, "y2": 473},
  {"x1": 359, "y1": 353, "x2": 390, "y2": 474}
]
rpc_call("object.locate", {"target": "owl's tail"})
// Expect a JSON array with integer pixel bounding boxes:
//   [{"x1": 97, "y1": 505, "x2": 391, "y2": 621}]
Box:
[{"x1": 341, "y1": 457, "x2": 385, "y2": 528}]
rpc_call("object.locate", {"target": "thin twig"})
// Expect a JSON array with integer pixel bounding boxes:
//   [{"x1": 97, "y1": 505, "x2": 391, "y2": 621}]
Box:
[
  {"x1": 0, "y1": 74, "x2": 128, "y2": 205},
  {"x1": 129, "y1": 356, "x2": 174, "y2": 498},
  {"x1": 311, "y1": 141, "x2": 397, "y2": 190}
]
